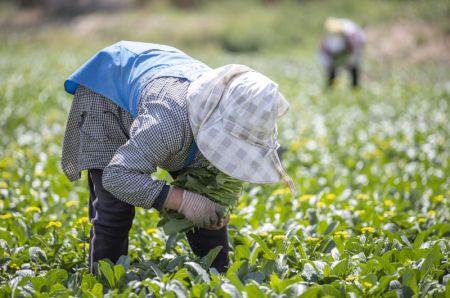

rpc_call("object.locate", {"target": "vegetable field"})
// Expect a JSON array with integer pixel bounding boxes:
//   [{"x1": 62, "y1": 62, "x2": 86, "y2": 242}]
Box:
[{"x1": 0, "y1": 1, "x2": 449, "y2": 297}]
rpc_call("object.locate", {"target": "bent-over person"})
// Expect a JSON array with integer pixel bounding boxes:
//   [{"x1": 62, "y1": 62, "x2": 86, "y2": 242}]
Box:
[
  {"x1": 61, "y1": 41, "x2": 294, "y2": 273},
  {"x1": 319, "y1": 17, "x2": 365, "y2": 88}
]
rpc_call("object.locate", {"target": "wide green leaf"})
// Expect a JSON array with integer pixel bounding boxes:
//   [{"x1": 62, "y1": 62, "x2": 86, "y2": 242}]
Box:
[
  {"x1": 330, "y1": 258, "x2": 348, "y2": 277},
  {"x1": 419, "y1": 245, "x2": 442, "y2": 280},
  {"x1": 185, "y1": 262, "x2": 210, "y2": 283},
  {"x1": 201, "y1": 245, "x2": 223, "y2": 269},
  {"x1": 98, "y1": 260, "x2": 116, "y2": 288},
  {"x1": 45, "y1": 269, "x2": 68, "y2": 287}
]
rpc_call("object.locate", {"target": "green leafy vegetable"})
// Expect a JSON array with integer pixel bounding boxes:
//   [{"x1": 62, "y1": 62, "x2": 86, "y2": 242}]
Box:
[{"x1": 158, "y1": 165, "x2": 244, "y2": 234}]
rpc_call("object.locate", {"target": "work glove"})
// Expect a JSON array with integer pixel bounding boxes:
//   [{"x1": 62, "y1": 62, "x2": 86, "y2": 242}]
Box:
[{"x1": 178, "y1": 190, "x2": 226, "y2": 228}]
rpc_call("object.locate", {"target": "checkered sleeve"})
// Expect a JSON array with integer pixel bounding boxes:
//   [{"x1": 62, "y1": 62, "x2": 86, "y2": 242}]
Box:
[{"x1": 102, "y1": 106, "x2": 183, "y2": 209}]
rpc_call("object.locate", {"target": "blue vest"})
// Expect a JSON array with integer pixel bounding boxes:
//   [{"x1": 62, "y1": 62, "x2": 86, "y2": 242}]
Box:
[{"x1": 64, "y1": 41, "x2": 211, "y2": 117}]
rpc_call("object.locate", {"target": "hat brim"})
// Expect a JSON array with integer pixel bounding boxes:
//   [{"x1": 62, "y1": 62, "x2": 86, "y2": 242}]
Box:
[{"x1": 195, "y1": 120, "x2": 282, "y2": 184}]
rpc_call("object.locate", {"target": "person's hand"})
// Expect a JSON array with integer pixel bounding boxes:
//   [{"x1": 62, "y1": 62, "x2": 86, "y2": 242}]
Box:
[
  {"x1": 205, "y1": 215, "x2": 230, "y2": 230},
  {"x1": 178, "y1": 190, "x2": 226, "y2": 228}
]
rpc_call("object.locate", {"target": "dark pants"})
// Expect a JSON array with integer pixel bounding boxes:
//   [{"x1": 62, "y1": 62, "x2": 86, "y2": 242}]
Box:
[
  {"x1": 328, "y1": 65, "x2": 359, "y2": 88},
  {"x1": 87, "y1": 169, "x2": 229, "y2": 273}
]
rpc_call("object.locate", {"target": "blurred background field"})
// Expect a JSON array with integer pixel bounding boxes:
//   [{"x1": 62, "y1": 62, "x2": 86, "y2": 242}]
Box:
[
  {"x1": 0, "y1": 0, "x2": 449, "y2": 297},
  {"x1": 1, "y1": 0, "x2": 449, "y2": 141}
]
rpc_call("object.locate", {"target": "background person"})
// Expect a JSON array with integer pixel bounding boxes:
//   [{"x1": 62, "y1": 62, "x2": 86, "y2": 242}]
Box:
[{"x1": 319, "y1": 17, "x2": 366, "y2": 88}]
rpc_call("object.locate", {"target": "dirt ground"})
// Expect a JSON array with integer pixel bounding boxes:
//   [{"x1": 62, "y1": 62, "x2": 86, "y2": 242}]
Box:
[
  {"x1": 365, "y1": 20, "x2": 450, "y2": 65},
  {"x1": 2, "y1": 8, "x2": 449, "y2": 65}
]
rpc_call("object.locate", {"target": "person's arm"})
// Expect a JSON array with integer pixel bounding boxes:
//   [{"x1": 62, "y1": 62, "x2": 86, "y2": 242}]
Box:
[
  {"x1": 102, "y1": 108, "x2": 227, "y2": 228},
  {"x1": 102, "y1": 112, "x2": 177, "y2": 209}
]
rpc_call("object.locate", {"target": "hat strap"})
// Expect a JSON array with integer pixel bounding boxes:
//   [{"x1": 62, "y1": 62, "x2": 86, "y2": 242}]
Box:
[
  {"x1": 270, "y1": 125, "x2": 296, "y2": 196},
  {"x1": 270, "y1": 152, "x2": 296, "y2": 197}
]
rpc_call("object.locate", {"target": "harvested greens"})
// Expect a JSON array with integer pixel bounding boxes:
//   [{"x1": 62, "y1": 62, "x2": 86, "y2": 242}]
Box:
[{"x1": 158, "y1": 165, "x2": 244, "y2": 234}]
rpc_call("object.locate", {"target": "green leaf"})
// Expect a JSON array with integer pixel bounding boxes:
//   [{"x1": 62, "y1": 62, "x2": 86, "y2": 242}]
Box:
[
  {"x1": 113, "y1": 264, "x2": 125, "y2": 286},
  {"x1": 185, "y1": 262, "x2": 210, "y2": 283},
  {"x1": 323, "y1": 221, "x2": 340, "y2": 235},
  {"x1": 323, "y1": 264, "x2": 330, "y2": 277},
  {"x1": 397, "y1": 286, "x2": 415, "y2": 298},
  {"x1": 0, "y1": 228, "x2": 14, "y2": 247},
  {"x1": 116, "y1": 255, "x2": 130, "y2": 270},
  {"x1": 437, "y1": 223, "x2": 450, "y2": 237},
  {"x1": 243, "y1": 271, "x2": 265, "y2": 284},
  {"x1": 301, "y1": 262, "x2": 318, "y2": 282},
  {"x1": 270, "y1": 273, "x2": 280, "y2": 288},
  {"x1": 45, "y1": 269, "x2": 68, "y2": 287},
  {"x1": 413, "y1": 231, "x2": 427, "y2": 248},
  {"x1": 172, "y1": 268, "x2": 191, "y2": 287},
  {"x1": 284, "y1": 284, "x2": 308, "y2": 297},
  {"x1": 226, "y1": 260, "x2": 245, "y2": 291},
  {"x1": 307, "y1": 209, "x2": 318, "y2": 225},
  {"x1": 29, "y1": 247, "x2": 47, "y2": 263},
  {"x1": 311, "y1": 261, "x2": 327, "y2": 277},
  {"x1": 220, "y1": 283, "x2": 242, "y2": 298},
  {"x1": 234, "y1": 245, "x2": 251, "y2": 261},
  {"x1": 81, "y1": 273, "x2": 97, "y2": 291},
  {"x1": 400, "y1": 234, "x2": 413, "y2": 248},
  {"x1": 30, "y1": 276, "x2": 46, "y2": 292},
  {"x1": 244, "y1": 283, "x2": 265, "y2": 298},
  {"x1": 275, "y1": 275, "x2": 303, "y2": 293},
  {"x1": 140, "y1": 280, "x2": 161, "y2": 296},
  {"x1": 344, "y1": 238, "x2": 363, "y2": 254},
  {"x1": 98, "y1": 260, "x2": 115, "y2": 288},
  {"x1": 317, "y1": 237, "x2": 336, "y2": 254},
  {"x1": 376, "y1": 276, "x2": 398, "y2": 294},
  {"x1": 402, "y1": 268, "x2": 418, "y2": 294},
  {"x1": 297, "y1": 242, "x2": 307, "y2": 259},
  {"x1": 321, "y1": 284, "x2": 343, "y2": 297},
  {"x1": 191, "y1": 283, "x2": 209, "y2": 298},
  {"x1": 389, "y1": 279, "x2": 402, "y2": 290},
  {"x1": 331, "y1": 258, "x2": 348, "y2": 277},
  {"x1": 373, "y1": 255, "x2": 396, "y2": 275},
  {"x1": 420, "y1": 280, "x2": 434, "y2": 296},
  {"x1": 250, "y1": 246, "x2": 262, "y2": 265},
  {"x1": 50, "y1": 283, "x2": 69, "y2": 296},
  {"x1": 117, "y1": 288, "x2": 132, "y2": 298},
  {"x1": 167, "y1": 280, "x2": 188, "y2": 298},
  {"x1": 298, "y1": 285, "x2": 321, "y2": 298},
  {"x1": 201, "y1": 245, "x2": 223, "y2": 269},
  {"x1": 90, "y1": 283, "x2": 103, "y2": 298},
  {"x1": 163, "y1": 218, "x2": 193, "y2": 235},
  {"x1": 446, "y1": 280, "x2": 450, "y2": 298},
  {"x1": 209, "y1": 269, "x2": 222, "y2": 288},
  {"x1": 419, "y1": 245, "x2": 442, "y2": 280},
  {"x1": 250, "y1": 234, "x2": 276, "y2": 260},
  {"x1": 167, "y1": 256, "x2": 187, "y2": 271},
  {"x1": 148, "y1": 262, "x2": 165, "y2": 279},
  {"x1": 11, "y1": 219, "x2": 28, "y2": 246}
]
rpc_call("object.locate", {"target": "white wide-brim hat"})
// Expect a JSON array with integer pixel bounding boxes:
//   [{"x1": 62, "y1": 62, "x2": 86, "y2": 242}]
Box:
[{"x1": 187, "y1": 64, "x2": 294, "y2": 194}]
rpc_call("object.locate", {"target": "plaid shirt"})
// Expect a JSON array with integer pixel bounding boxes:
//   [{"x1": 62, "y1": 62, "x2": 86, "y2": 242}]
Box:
[{"x1": 61, "y1": 77, "x2": 210, "y2": 209}]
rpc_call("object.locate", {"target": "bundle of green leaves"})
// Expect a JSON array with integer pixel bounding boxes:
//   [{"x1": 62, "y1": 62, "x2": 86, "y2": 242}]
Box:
[{"x1": 158, "y1": 165, "x2": 244, "y2": 234}]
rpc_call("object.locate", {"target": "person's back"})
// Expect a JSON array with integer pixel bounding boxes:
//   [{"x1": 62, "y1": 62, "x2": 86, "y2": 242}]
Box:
[{"x1": 64, "y1": 41, "x2": 210, "y2": 117}]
